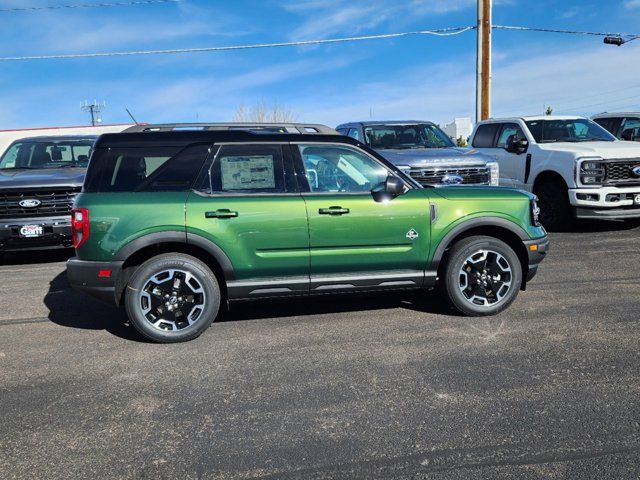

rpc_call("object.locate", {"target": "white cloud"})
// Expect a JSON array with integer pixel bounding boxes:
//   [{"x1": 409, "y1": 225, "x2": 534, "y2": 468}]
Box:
[{"x1": 624, "y1": 0, "x2": 640, "y2": 8}]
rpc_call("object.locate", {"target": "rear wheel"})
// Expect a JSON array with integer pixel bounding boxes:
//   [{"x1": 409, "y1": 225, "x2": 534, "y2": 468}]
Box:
[
  {"x1": 125, "y1": 253, "x2": 221, "y2": 343},
  {"x1": 443, "y1": 236, "x2": 522, "y2": 316},
  {"x1": 534, "y1": 181, "x2": 572, "y2": 231}
]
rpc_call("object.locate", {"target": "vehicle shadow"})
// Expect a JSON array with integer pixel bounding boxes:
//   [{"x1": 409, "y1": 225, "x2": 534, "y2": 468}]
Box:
[
  {"x1": 223, "y1": 289, "x2": 455, "y2": 323},
  {"x1": 44, "y1": 270, "x2": 147, "y2": 342},
  {"x1": 44, "y1": 268, "x2": 455, "y2": 341},
  {"x1": 1, "y1": 248, "x2": 74, "y2": 265},
  {"x1": 546, "y1": 218, "x2": 640, "y2": 233}
]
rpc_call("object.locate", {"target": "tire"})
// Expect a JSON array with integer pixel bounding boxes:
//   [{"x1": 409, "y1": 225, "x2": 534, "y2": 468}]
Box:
[
  {"x1": 534, "y1": 181, "x2": 572, "y2": 231},
  {"x1": 124, "y1": 253, "x2": 221, "y2": 343},
  {"x1": 442, "y1": 236, "x2": 522, "y2": 316}
]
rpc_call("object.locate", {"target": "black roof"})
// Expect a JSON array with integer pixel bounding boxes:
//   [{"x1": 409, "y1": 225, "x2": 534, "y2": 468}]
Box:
[{"x1": 95, "y1": 130, "x2": 361, "y2": 149}]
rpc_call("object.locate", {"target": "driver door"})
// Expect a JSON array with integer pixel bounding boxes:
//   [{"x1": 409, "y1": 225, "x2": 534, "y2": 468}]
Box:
[
  {"x1": 492, "y1": 123, "x2": 529, "y2": 189},
  {"x1": 292, "y1": 143, "x2": 431, "y2": 291}
]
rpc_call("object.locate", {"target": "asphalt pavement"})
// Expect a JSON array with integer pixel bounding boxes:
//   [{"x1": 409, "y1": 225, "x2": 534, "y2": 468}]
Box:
[{"x1": 1, "y1": 221, "x2": 639, "y2": 479}]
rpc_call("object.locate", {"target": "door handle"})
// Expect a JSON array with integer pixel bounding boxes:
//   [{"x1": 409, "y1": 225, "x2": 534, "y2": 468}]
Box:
[
  {"x1": 318, "y1": 206, "x2": 350, "y2": 215},
  {"x1": 205, "y1": 209, "x2": 238, "y2": 219}
]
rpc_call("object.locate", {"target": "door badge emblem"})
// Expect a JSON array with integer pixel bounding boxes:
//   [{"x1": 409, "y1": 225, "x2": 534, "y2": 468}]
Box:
[{"x1": 406, "y1": 229, "x2": 419, "y2": 240}]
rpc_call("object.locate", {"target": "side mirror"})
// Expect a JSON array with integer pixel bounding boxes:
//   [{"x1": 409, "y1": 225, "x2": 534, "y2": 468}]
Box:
[
  {"x1": 385, "y1": 175, "x2": 405, "y2": 195},
  {"x1": 506, "y1": 135, "x2": 528, "y2": 154},
  {"x1": 372, "y1": 175, "x2": 405, "y2": 202}
]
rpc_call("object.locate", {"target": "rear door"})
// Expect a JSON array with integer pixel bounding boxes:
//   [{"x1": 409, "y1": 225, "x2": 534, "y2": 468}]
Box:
[
  {"x1": 185, "y1": 142, "x2": 310, "y2": 298},
  {"x1": 292, "y1": 142, "x2": 432, "y2": 292}
]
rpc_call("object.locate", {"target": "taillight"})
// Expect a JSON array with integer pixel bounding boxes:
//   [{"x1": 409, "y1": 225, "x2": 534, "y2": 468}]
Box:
[{"x1": 71, "y1": 208, "x2": 90, "y2": 249}]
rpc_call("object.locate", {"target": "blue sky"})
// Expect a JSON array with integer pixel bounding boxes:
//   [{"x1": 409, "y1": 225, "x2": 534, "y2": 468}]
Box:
[{"x1": 1, "y1": 0, "x2": 640, "y2": 128}]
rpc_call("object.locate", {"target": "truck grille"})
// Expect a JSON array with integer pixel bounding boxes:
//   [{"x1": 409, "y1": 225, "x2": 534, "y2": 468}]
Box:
[
  {"x1": 408, "y1": 166, "x2": 490, "y2": 186},
  {"x1": 604, "y1": 159, "x2": 640, "y2": 185},
  {"x1": 0, "y1": 188, "x2": 80, "y2": 220}
]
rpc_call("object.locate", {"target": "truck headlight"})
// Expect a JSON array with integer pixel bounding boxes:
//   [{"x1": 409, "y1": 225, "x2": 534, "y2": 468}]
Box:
[
  {"x1": 530, "y1": 196, "x2": 541, "y2": 227},
  {"x1": 578, "y1": 159, "x2": 605, "y2": 186},
  {"x1": 487, "y1": 161, "x2": 499, "y2": 186}
]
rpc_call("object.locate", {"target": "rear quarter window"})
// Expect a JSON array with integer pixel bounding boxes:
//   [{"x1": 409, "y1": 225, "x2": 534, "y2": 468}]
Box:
[
  {"x1": 84, "y1": 144, "x2": 209, "y2": 192},
  {"x1": 472, "y1": 124, "x2": 500, "y2": 148}
]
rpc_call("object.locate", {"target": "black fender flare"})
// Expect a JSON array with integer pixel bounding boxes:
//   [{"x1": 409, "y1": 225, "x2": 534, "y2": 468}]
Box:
[
  {"x1": 429, "y1": 217, "x2": 529, "y2": 271},
  {"x1": 113, "y1": 230, "x2": 235, "y2": 280}
]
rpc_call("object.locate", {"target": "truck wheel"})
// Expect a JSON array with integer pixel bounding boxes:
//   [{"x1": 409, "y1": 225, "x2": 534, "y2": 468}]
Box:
[
  {"x1": 443, "y1": 236, "x2": 522, "y2": 316},
  {"x1": 125, "y1": 253, "x2": 221, "y2": 343},
  {"x1": 534, "y1": 181, "x2": 572, "y2": 231}
]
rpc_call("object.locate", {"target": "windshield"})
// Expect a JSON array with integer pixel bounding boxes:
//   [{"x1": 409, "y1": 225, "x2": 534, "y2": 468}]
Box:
[
  {"x1": 364, "y1": 124, "x2": 455, "y2": 149},
  {"x1": 0, "y1": 139, "x2": 95, "y2": 170},
  {"x1": 525, "y1": 119, "x2": 615, "y2": 143}
]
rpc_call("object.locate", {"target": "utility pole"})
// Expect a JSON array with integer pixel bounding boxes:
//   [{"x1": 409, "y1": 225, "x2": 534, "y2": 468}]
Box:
[
  {"x1": 81, "y1": 100, "x2": 105, "y2": 126},
  {"x1": 476, "y1": 0, "x2": 492, "y2": 122}
]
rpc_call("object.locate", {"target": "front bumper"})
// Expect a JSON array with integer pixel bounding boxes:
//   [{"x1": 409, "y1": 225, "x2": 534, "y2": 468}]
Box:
[
  {"x1": 570, "y1": 186, "x2": 640, "y2": 207},
  {"x1": 0, "y1": 216, "x2": 72, "y2": 251},
  {"x1": 66, "y1": 257, "x2": 123, "y2": 305},
  {"x1": 523, "y1": 236, "x2": 550, "y2": 283}
]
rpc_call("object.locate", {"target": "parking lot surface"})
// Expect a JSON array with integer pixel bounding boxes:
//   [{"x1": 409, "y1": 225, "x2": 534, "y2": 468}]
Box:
[{"x1": 1, "y1": 222, "x2": 639, "y2": 479}]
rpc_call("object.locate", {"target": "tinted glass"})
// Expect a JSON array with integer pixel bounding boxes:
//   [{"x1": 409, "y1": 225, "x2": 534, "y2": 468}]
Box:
[
  {"x1": 497, "y1": 123, "x2": 526, "y2": 148},
  {"x1": 472, "y1": 124, "x2": 500, "y2": 148},
  {"x1": 298, "y1": 144, "x2": 388, "y2": 193},
  {"x1": 620, "y1": 118, "x2": 640, "y2": 141},
  {"x1": 347, "y1": 128, "x2": 361, "y2": 141},
  {"x1": 525, "y1": 119, "x2": 615, "y2": 142},
  {"x1": 0, "y1": 139, "x2": 95, "y2": 170},
  {"x1": 209, "y1": 144, "x2": 286, "y2": 193},
  {"x1": 84, "y1": 145, "x2": 209, "y2": 192},
  {"x1": 363, "y1": 124, "x2": 454, "y2": 149}
]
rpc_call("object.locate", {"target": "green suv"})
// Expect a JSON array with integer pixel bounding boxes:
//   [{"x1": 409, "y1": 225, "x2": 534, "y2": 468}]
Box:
[{"x1": 67, "y1": 124, "x2": 549, "y2": 343}]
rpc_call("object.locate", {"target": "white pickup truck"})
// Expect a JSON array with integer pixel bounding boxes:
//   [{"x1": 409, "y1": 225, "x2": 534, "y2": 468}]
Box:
[{"x1": 469, "y1": 115, "x2": 640, "y2": 229}]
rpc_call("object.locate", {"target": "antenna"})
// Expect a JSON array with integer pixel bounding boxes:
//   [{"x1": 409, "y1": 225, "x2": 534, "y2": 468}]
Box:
[
  {"x1": 125, "y1": 108, "x2": 139, "y2": 124},
  {"x1": 81, "y1": 100, "x2": 106, "y2": 126}
]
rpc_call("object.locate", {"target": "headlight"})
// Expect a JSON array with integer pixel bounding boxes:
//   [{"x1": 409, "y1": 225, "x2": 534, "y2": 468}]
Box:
[
  {"x1": 487, "y1": 161, "x2": 499, "y2": 186},
  {"x1": 578, "y1": 158, "x2": 605, "y2": 186},
  {"x1": 530, "y1": 196, "x2": 541, "y2": 227}
]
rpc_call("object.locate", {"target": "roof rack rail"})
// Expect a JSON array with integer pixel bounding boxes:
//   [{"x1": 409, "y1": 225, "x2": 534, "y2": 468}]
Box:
[{"x1": 122, "y1": 123, "x2": 338, "y2": 135}]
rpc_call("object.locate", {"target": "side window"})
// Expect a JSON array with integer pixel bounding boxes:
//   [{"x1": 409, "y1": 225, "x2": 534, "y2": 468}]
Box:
[
  {"x1": 347, "y1": 128, "x2": 361, "y2": 141},
  {"x1": 84, "y1": 145, "x2": 209, "y2": 192},
  {"x1": 298, "y1": 144, "x2": 389, "y2": 193},
  {"x1": 497, "y1": 123, "x2": 526, "y2": 148},
  {"x1": 620, "y1": 117, "x2": 640, "y2": 141},
  {"x1": 593, "y1": 117, "x2": 614, "y2": 134},
  {"x1": 472, "y1": 124, "x2": 500, "y2": 148},
  {"x1": 210, "y1": 144, "x2": 286, "y2": 193}
]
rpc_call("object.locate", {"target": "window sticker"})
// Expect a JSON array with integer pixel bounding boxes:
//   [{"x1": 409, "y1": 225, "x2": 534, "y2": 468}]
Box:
[{"x1": 220, "y1": 155, "x2": 276, "y2": 190}]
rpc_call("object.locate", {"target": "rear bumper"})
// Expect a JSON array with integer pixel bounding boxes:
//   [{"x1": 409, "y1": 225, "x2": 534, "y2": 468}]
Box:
[
  {"x1": 66, "y1": 257, "x2": 123, "y2": 305},
  {"x1": 523, "y1": 236, "x2": 549, "y2": 283},
  {"x1": 0, "y1": 216, "x2": 72, "y2": 251}
]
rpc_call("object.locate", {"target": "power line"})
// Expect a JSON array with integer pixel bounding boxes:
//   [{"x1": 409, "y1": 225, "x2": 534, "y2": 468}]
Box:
[
  {"x1": 1, "y1": 24, "x2": 639, "y2": 62},
  {"x1": 0, "y1": 26, "x2": 475, "y2": 62},
  {"x1": 0, "y1": 0, "x2": 179, "y2": 13}
]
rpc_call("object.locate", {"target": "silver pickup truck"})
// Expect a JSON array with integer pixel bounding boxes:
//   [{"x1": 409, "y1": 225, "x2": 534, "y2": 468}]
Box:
[{"x1": 336, "y1": 120, "x2": 498, "y2": 187}]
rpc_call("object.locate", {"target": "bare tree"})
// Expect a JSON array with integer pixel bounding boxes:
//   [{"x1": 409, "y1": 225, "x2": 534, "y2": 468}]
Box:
[{"x1": 233, "y1": 101, "x2": 297, "y2": 123}]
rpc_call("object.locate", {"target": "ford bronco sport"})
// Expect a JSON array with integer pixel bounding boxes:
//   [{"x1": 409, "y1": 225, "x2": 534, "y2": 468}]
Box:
[{"x1": 67, "y1": 123, "x2": 548, "y2": 343}]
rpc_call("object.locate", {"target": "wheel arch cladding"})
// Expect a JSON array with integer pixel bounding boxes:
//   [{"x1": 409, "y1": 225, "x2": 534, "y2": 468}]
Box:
[
  {"x1": 113, "y1": 231, "x2": 234, "y2": 304},
  {"x1": 533, "y1": 170, "x2": 568, "y2": 190},
  {"x1": 431, "y1": 219, "x2": 530, "y2": 290}
]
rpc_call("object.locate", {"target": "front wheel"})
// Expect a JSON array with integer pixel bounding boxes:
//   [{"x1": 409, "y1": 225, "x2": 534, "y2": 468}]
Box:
[
  {"x1": 442, "y1": 236, "x2": 522, "y2": 316},
  {"x1": 534, "y1": 181, "x2": 572, "y2": 231},
  {"x1": 125, "y1": 253, "x2": 221, "y2": 343}
]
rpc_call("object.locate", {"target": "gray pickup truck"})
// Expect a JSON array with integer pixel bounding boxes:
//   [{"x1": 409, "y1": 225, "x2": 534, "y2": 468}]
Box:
[
  {"x1": 0, "y1": 135, "x2": 96, "y2": 252},
  {"x1": 336, "y1": 121, "x2": 498, "y2": 187}
]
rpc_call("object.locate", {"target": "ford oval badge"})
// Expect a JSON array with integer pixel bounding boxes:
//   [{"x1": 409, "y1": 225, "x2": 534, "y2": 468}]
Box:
[
  {"x1": 441, "y1": 174, "x2": 464, "y2": 185},
  {"x1": 19, "y1": 199, "x2": 41, "y2": 208},
  {"x1": 632, "y1": 166, "x2": 640, "y2": 177}
]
